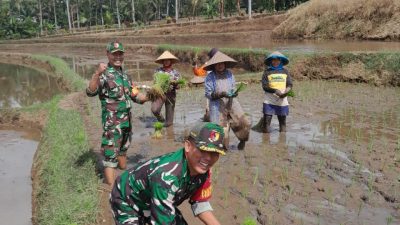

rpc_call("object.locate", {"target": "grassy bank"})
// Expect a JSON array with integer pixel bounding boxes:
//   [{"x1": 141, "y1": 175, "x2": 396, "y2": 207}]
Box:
[
  {"x1": 32, "y1": 97, "x2": 100, "y2": 225},
  {"x1": 157, "y1": 44, "x2": 400, "y2": 86},
  {"x1": 31, "y1": 55, "x2": 86, "y2": 91},
  {"x1": 0, "y1": 54, "x2": 101, "y2": 225},
  {"x1": 272, "y1": 0, "x2": 400, "y2": 40}
]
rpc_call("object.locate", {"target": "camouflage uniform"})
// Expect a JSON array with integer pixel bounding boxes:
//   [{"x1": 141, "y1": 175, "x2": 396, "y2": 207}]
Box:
[
  {"x1": 110, "y1": 148, "x2": 213, "y2": 225},
  {"x1": 86, "y1": 64, "x2": 134, "y2": 168}
]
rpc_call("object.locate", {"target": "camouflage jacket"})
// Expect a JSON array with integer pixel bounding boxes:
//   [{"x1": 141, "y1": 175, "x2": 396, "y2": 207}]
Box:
[
  {"x1": 112, "y1": 148, "x2": 212, "y2": 225},
  {"x1": 86, "y1": 64, "x2": 133, "y2": 112}
]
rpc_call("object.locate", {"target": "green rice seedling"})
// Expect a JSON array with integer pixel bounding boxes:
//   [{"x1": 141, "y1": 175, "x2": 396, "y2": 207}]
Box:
[
  {"x1": 148, "y1": 72, "x2": 171, "y2": 100},
  {"x1": 241, "y1": 217, "x2": 257, "y2": 225},
  {"x1": 234, "y1": 82, "x2": 247, "y2": 95},
  {"x1": 386, "y1": 216, "x2": 394, "y2": 225},
  {"x1": 152, "y1": 122, "x2": 164, "y2": 139},
  {"x1": 175, "y1": 78, "x2": 187, "y2": 88},
  {"x1": 253, "y1": 167, "x2": 259, "y2": 186},
  {"x1": 287, "y1": 89, "x2": 295, "y2": 97}
]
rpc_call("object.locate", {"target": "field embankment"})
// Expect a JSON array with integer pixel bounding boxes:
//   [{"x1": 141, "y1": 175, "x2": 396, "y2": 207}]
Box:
[
  {"x1": 158, "y1": 44, "x2": 400, "y2": 86},
  {"x1": 0, "y1": 54, "x2": 103, "y2": 225},
  {"x1": 272, "y1": 0, "x2": 400, "y2": 40}
]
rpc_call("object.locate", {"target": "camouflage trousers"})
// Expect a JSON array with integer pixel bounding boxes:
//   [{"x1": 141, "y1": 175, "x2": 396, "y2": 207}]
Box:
[
  {"x1": 101, "y1": 110, "x2": 132, "y2": 168},
  {"x1": 110, "y1": 175, "x2": 188, "y2": 225}
]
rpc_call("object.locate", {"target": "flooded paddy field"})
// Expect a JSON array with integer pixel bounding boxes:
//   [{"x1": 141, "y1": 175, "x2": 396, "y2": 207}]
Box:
[
  {"x1": 79, "y1": 81, "x2": 400, "y2": 225},
  {"x1": 0, "y1": 127, "x2": 40, "y2": 225},
  {"x1": 0, "y1": 63, "x2": 65, "y2": 108}
]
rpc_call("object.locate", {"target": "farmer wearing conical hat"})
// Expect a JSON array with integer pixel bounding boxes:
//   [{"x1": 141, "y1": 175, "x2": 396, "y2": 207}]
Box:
[
  {"x1": 151, "y1": 50, "x2": 181, "y2": 127},
  {"x1": 110, "y1": 122, "x2": 225, "y2": 225},
  {"x1": 259, "y1": 51, "x2": 293, "y2": 133},
  {"x1": 86, "y1": 41, "x2": 147, "y2": 185},
  {"x1": 204, "y1": 51, "x2": 250, "y2": 150},
  {"x1": 190, "y1": 48, "x2": 219, "y2": 122}
]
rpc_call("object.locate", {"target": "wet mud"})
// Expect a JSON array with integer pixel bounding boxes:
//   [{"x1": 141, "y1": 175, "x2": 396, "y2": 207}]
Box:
[{"x1": 77, "y1": 81, "x2": 399, "y2": 225}]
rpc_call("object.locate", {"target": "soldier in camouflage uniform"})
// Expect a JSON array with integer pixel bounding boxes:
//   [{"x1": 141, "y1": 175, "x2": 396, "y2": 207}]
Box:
[
  {"x1": 86, "y1": 41, "x2": 146, "y2": 185},
  {"x1": 110, "y1": 122, "x2": 226, "y2": 225}
]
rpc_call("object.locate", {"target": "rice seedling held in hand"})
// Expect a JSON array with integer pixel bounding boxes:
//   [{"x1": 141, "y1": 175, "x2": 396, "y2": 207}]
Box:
[
  {"x1": 175, "y1": 78, "x2": 187, "y2": 88},
  {"x1": 152, "y1": 121, "x2": 164, "y2": 139},
  {"x1": 147, "y1": 72, "x2": 171, "y2": 101},
  {"x1": 234, "y1": 82, "x2": 247, "y2": 95},
  {"x1": 287, "y1": 89, "x2": 295, "y2": 97}
]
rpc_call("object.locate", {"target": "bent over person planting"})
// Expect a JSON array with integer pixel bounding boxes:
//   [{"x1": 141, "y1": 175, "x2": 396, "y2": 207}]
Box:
[
  {"x1": 86, "y1": 41, "x2": 146, "y2": 185},
  {"x1": 110, "y1": 122, "x2": 225, "y2": 225},
  {"x1": 204, "y1": 51, "x2": 250, "y2": 150}
]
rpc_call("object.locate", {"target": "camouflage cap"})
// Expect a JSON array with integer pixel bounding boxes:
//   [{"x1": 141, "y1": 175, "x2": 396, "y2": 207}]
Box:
[
  {"x1": 189, "y1": 122, "x2": 226, "y2": 155},
  {"x1": 106, "y1": 41, "x2": 125, "y2": 53}
]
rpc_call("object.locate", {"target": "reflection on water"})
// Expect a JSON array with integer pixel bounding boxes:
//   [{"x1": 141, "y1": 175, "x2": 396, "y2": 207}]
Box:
[
  {"x1": 0, "y1": 129, "x2": 38, "y2": 225},
  {"x1": 0, "y1": 63, "x2": 63, "y2": 108}
]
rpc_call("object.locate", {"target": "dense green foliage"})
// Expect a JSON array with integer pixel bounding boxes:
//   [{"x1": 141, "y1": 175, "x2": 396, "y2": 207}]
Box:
[{"x1": 0, "y1": 0, "x2": 309, "y2": 39}]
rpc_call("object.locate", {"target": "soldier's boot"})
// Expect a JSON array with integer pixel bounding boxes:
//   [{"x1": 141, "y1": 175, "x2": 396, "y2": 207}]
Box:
[
  {"x1": 264, "y1": 114, "x2": 272, "y2": 133},
  {"x1": 117, "y1": 155, "x2": 127, "y2": 170},
  {"x1": 278, "y1": 115, "x2": 286, "y2": 132},
  {"x1": 104, "y1": 167, "x2": 116, "y2": 186},
  {"x1": 237, "y1": 140, "x2": 246, "y2": 150}
]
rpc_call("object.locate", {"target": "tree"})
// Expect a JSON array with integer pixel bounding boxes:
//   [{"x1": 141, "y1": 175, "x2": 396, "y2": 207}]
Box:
[
  {"x1": 38, "y1": 0, "x2": 43, "y2": 35},
  {"x1": 116, "y1": 0, "x2": 121, "y2": 28},
  {"x1": 53, "y1": 0, "x2": 57, "y2": 27},
  {"x1": 66, "y1": 0, "x2": 72, "y2": 31},
  {"x1": 131, "y1": 0, "x2": 135, "y2": 23}
]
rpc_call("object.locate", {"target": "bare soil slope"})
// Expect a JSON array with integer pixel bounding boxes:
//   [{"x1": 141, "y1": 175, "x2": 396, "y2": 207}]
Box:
[{"x1": 272, "y1": 0, "x2": 400, "y2": 40}]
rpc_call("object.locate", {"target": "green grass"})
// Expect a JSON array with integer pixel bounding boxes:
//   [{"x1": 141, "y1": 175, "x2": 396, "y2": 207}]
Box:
[
  {"x1": 31, "y1": 54, "x2": 86, "y2": 91},
  {"x1": 34, "y1": 97, "x2": 100, "y2": 225},
  {"x1": 241, "y1": 217, "x2": 258, "y2": 225}
]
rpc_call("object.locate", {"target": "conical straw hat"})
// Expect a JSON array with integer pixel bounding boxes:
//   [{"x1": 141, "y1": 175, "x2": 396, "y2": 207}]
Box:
[
  {"x1": 190, "y1": 76, "x2": 205, "y2": 84},
  {"x1": 264, "y1": 51, "x2": 289, "y2": 66},
  {"x1": 203, "y1": 51, "x2": 237, "y2": 71},
  {"x1": 155, "y1": 50, "x2": 179, "y2": 64}
]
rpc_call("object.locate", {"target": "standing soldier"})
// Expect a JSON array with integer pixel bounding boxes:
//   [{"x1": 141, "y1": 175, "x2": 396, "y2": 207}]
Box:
[
  {"x1": 151, "y1": 50, "x2": 181, "y2": 127},
  {"x1": 86, "y1": 41, "x2": 145, "y2": 185},
  {"x1": 110, "y1": 122, "x2": 225, "y2": 225}
]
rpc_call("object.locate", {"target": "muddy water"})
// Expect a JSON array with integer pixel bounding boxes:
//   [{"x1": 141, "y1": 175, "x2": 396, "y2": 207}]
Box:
[
  {"x1": 0, "y1": 63, "x2": 64, "y2": 108},
  {"x1": 125, "y1": 81, "x2": 399, "y2": 224},
  {"x1": 0, "y1": 128, "x2": 40, "y2": 225}
]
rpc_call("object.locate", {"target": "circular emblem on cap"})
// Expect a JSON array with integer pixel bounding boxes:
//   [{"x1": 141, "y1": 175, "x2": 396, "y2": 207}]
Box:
[
  {"x1": 114, "y1": 43, "x2": 119, "y2": 48},
  {"x1": 209, "y1": 130, "x2": 220, "y2": 143}
]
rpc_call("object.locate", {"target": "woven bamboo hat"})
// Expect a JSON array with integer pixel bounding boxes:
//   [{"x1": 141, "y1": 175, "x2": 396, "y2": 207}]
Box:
[
  {"x1": 190, "y1": 76, "x2": 205, "y2": 84},
  {"x1": 203, "y1": 51, "x2": 237, "y2": 71},
  {"x1": 155, "y1": 51, "x2": 179, "y2": 64}
]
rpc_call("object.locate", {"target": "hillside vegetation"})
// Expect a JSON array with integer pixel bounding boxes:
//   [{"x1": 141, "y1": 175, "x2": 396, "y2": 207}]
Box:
[{"x1": 272, "y1": 0, "x2": 400, "y2": 40}]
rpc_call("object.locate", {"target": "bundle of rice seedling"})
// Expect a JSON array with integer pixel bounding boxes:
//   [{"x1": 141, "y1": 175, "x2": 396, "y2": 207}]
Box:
[
  {"x1": 147, "y1": 72, "x2": 171, "y2": 100},
  {"x1": 152, "y1": 122, "x2": 164, "y2": 139},
  {"x1": 287, "y1": 89, "x2": 295, "y2": 97},
  {"x1": 234, "y1": 82, "x2": 247, "y2": 95},
  {"x1": 175, "y1": 78, "x2": 187, "y2": 88}
]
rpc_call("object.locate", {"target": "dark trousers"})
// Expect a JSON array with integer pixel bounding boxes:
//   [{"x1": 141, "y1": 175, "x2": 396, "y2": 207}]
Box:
[{"x1": 151, "y1": 94, "x2": 176, "y2": 127}]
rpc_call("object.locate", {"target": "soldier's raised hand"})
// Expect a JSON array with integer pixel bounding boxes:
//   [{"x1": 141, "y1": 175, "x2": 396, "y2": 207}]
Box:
[{"x1": 95, "y1": 63, "x2": 107, "y2": 76}]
